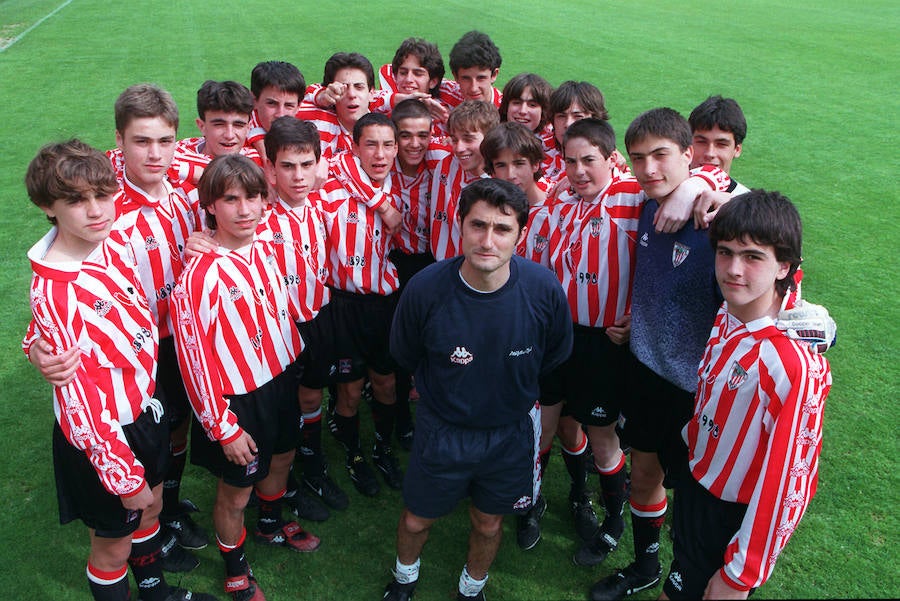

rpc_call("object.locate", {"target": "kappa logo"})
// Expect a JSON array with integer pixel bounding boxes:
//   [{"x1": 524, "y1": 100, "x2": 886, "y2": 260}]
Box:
[
  {"x1": 639, "y1": 232, "x2": 649, "y2": 247},
  {"x1": 783, "y1": 491, "x2": 805, "y2": 508},
  {"x1": 273, "y1": 232, "x2": 286, "y2": 244},
  {"x1": 229, "y1": 286, "x2": 243, "y2": 301},
  {"x1": 790, "y1": 459, "x2": 811, "y2": 477},
  {"x1": 668, "y1": 571, "x2": 684, "y2": 591},
  {"x1": 795, "y1": 428, "x2": 817, "y2": 446},
  {"x1": 144, "y1": 236, "x2": 159, "y2": 251},
  {"x1": 138, "y1": 577, "x2": 161, "y2": 589},
  {"x1": 512, "y1": 495, "x2": 532, "y2": 511},
  {"x1": 727, "y1": 361, "x2": 748, "y2": 390},
  {"x1": 450, "y1": 346, "x2": 474, "y2": 365},
  {"x1": 591, "y1": 406, "x2": 607, "y2": 419},
  {"x1": 672, "y1": 242, "x2": 690, "y2": 267},
  {"x1": 348, "y1": 210, "x2": 359, "y2": 224}
]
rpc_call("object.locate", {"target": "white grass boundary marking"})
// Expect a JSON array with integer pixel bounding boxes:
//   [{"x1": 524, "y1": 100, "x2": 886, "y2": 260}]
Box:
[{"x1": 0, "y1": 0, "x2": 75, "y2": 53}]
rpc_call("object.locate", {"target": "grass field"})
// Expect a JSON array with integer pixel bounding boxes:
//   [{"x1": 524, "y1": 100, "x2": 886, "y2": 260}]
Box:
[{"x1": 1, "y1": 1, "x2": 898, "y2": 599}]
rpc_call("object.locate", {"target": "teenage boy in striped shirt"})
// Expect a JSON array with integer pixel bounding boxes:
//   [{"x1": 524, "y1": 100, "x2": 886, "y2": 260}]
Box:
[
  {"x1": 313, "y1": 112, "x2": 405, "y2": 497},
  {"x1": 171, "y1": 155, "x2": 320, "y2": 601},
  {"x1": 661, "y1": 190, "x2": 831, "y2": 599},
  {"x1": 246, "y1": 61, "x2": 307, "y2": 167},
  {"x1": 24, "y1": 139, "x2": 215, "y2": 601}
]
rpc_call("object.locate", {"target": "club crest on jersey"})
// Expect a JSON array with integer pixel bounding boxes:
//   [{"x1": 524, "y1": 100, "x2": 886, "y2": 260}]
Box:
[
  {"x1": 589, "y1": 217, "x2": 604, "y2": 237},
  {"x1": 93, "y1": 299, "x2": 112, "y2": 317},
  {"x1": 450, "y1": 346, "x2": 474, "y2": 365},
  {"x1": 672, "y1": 242, "x2": 690, "y2": 267},
  {"x1": 727, "y1": 362, "x2": 748, "y2": 390}
]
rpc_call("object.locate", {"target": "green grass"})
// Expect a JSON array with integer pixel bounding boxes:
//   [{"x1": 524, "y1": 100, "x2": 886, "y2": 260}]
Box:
[{"x1": 1, "y1": 1, "x2": 898, "y2": 599}]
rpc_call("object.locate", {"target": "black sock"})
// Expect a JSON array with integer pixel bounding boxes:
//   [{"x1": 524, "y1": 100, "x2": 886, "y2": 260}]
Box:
[
  {"x1": 331, "y1": 411, "x2": 360, "y2": 451},
  {"x1": 161, "y1": 444, "x2": 187, "y2": 516},
  {"x1": 256, "y1": 489, "x2": 284, "y2": 534},
  {"x1": 539, "y1": 445, "x2": 552, "y2": 481},
  {"x1": 299, "y1": 411, "x2": 325, "y2": 478},
  {"x1": 630, "y1": 498, "x2": 666, "y2": 575},
  {"x1": 218, "y1": 529, "x2": 250, "y2": 578},
  {"x1": 597, "y1": 459, "x2": 627, "y2": 536},
  {"x1": 371, "y1": 400, "x2": 397, "y2": 454},
  {"x1": 128, "y1": 523, "x2": 168, "y2": 601},
  {"x1": 562, "y1": 439, "x2": 588, "y2": 500},
  {"x1": 87, "y1": 563, "x2": 130, "y2": 601}
]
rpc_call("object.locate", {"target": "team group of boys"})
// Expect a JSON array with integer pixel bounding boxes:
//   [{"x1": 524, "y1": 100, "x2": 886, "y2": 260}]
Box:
[{"x1": 23, "y1": 28, "x2": 834, "y2": 601}]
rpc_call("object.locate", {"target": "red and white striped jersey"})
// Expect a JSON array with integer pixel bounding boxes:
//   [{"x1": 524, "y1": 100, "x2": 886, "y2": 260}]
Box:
[
  {"x1": 313, "y1": 153, "x2": 401, "y2": 295},
  {"x1": 247, "y1": 108, "x2": 267, "y2": 147},
  {"x1": 686, "y1": 306, "x2": 832, "y2": 591},
  {"x1": 28, "y1": 229, "x2": 158, "y2": 498},
  {"x1": 257, "y1": 197, "x2": 330, "y2": 322},
  {"x1": 392, "y1": 145, "x2": 450, "y2": 255},
  {"x1": 428, "y1": 155, "x2": 487, "y2": 260},
  {"x1": 295, "y1": 102, "x2": 353, "y2": 162},
  {"x1": 170, "y1": 237, "x2": 302, "y2": 444},
  {"x1": 517, "y1": 193, "x2": 556, "y2": 268},
  {"x1": 378, "y1": 64, "x2": 450, "y2": 139},
  {"x1": 541, "y1": 143, "x2": 566, "y2": 188},
  {"x1": 439, "y1": 79, "x2": 502, "y2": 109},
  {"x1": 548, "y1": 176, "x2": 646, "y2": 327},
  {"x1": 111, "y1": 177, "x2": 200, "y2": 339},
  {"x1": 175, "y1": 137, "x2": 264, "y2": 169}
]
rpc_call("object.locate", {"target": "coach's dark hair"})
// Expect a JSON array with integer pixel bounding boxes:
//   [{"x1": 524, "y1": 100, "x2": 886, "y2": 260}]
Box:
[
  {"x1": 709, "y1": 189, "x2": 802, "y2": 296},
  {"x1": 25, "y1": 139, "x2": 118, "y2": 224},
  {"x1": 449, "y1": 30, "x2": 501, "y2": 75},
  {"x1": 563, "y1": 118, "x2": 617, "y2": 159},
  {"x1": 458, "y1": 177, "x2": 528, "y2": 230},
  {"x1": 625, "y1": 107, "x2": 692, "y2": 153},
  {"x1": 250, "y1": 61, "x2": 306, "y2": 99},
  {"x1": 550, "y1": 81, "x2": 609, "y2": 122},
  {"x1": 353, "y1": 112, "x2": 398, "y2": 144},
  {"x1": 264, "y1": 116, "x2": 321, "y2": 164},
  {"x1": 392, "y1": 37, "x2": 445, "y2": 98},
  {"x1": 196, "y1": 80, "x2": 254, "y2": 120},
  {"x1": 499, "y1": 73, "x2": 553, "y2": 132},
  {"x1": 197, "y1": 154, "x2": 267, "y2": 230},
  {"x1": 323, "y1": 52, "x2": 375, "y2": 89},
  {"x1": 481, "y1": 122, "x2": 544, "y2": 181},
  {"x1": 689, "y1": 95, "x2": 747, "y2": 145}
]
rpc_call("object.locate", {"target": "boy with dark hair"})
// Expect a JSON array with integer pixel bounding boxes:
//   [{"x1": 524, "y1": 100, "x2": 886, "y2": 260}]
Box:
[
  {"x1": 383, "y1": 177, "x2": 573, "y2": 601},
  {"x1": 587, "y1": 107, "x2": 731, "y2": 600},
  {"x1": 661, "y1": 190, "x2": 831, "y2": 599},
  {"x1": 429, "y1": 99, "x2": 500, "y2": 260},
  {"x1": 377, "y1": 37, "x2": 450, "y2": 136},
  {"x1": 298, "y1": 52, "x2": 388, "y2": 161},
  {"x1": 171, "y1": 154, "x2": 320, "y2": 601},
  {"x1": 688, "y1": 94, "x2": 747, "y2": 182},
  {"x1": 24, "y1": 139, "x2": 214, "y2": 601},
  {"x1": 314, "y1": 112, "x2": 405, "y2": 497},
  {"x1": 260, "y1": 115, "x2": 349, "y2": 516},
  {"x1": 543, "y1": 81, "x2": 624, "y2": 186},
  {"x1": 246, "y1": 60, "x2": 307, "y2": 164},
  {"x1": 444, "y1": 30, "x2": 503, "y2": 107},
  {"x1": 499, "y1": 72, "x2": 554, "y2": 139}
]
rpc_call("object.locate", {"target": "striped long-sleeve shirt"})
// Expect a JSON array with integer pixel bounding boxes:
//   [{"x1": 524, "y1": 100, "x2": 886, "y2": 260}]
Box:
[
  {"x1": 685, "y1": 306, "x2": 831, "y2": 591},
  {"x1": 170, "y1": 237, "x2": 302, "y2": 444},
  {"x1": 28, "y1": 230, "x2": 158, "y2": 498}
]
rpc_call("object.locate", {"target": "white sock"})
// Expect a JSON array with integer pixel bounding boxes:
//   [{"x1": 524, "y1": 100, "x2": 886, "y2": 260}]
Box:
[
  {"x1": 459, "y1": 564, "x2": 488, "y2": 597},
  {"x1": 394, "y1": 557, "x2": 420, "y2": 584}
]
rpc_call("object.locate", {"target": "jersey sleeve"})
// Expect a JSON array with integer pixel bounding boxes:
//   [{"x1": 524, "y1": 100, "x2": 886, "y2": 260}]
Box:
[
  {"x1": 31, "y1": 281, "x2": 146, "y2": 498},
  {"x1": 720, "y1": 341, "x2": 831, "y2": 590},
  {"x1": 170, "y1": 261, "x2": 242, "y2": 444}
]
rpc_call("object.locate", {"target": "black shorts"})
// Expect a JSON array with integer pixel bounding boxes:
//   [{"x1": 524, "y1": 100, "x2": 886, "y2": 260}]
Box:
[
  {"x1": 156, "y1": 336, "x2": 192, "y2": 428},
  {"x1": 296, "y1": 303, "x2": 336, "y2": 390},
  {"x1": 54, "y1": 406, "x2": 169, "y2": 537},
  {"x1": 540, "y1": 324, "x2": 627, "y2": 427},
  {"x1": 664, "y1": 463, "x2": 751, "y2": 600},
  {"x1": 621, "y1": 356, "x2": 693, "y2": 474},
  {"x1": 403, "y1": 405, "x2": 541, "y2": 518},
  {"x1": 328, "y1": 288, "x2": 399, "y2": 381},
  {"x1": 389, "y1": 249, "x2": 435, "y2": 289},
  {"x1": 190, "y1": 368, "x2": 300, "y2": 488}
]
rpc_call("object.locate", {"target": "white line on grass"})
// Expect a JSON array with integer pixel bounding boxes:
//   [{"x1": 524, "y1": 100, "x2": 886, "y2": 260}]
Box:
[{"x1": 0, "y1": 0, "x2": 75, "y2": 53}]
